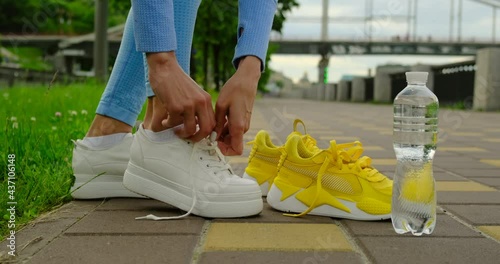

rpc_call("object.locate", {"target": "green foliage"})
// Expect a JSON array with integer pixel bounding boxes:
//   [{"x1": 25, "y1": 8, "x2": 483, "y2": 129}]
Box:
[
  {"x1": 193, "y1": 0, "x2": 299, "y2": 92},
  {"x1": 0, "y1": 80, "x2": 213, "y2": 239},
  {"x1": 273, "y1": 0, "x2": 300, "y2": 33},
  {"x1": 1, "y1": 0, "x2": 299, "y2": 91},
  {"x1": 0, "y1": 0, "x2": 130, "y2": 34},
  {"x1": 258, "y1": 43, "x2": 279, "y2": 92}
]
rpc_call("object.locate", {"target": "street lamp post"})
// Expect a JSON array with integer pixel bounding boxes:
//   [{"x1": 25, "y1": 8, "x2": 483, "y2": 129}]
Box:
[{"x1": 94, "y1": 0, "x2": 108, "y2": 83}]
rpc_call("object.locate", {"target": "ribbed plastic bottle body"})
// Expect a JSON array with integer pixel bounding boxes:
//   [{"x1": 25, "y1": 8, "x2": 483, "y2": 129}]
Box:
[{"x1": 392, "y1": 83, "x2": 438, "y2": 236}]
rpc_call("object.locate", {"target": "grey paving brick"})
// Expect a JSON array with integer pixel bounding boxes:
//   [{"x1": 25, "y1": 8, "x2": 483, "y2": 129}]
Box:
[
  {"x1": 438, "y1": 191, "x2": 500, "y2": 205},
  {"x1": 472, "y1": 177, "x2": 500, "y2": 188},
  {"x1": 0, "y1": 201, "x2": 102, "y2": 262},
  {"x1": 66, "y1": 210, "x2": 205, "y2": 234},
  {"x1": 442, "y1": 205, "x2": 500, "y2": 225},
  {"x1": 0, "y1": 218, "x2": 76, "y2": 262},
  {"x1": 4, "y1": 98, "x2": 500, "y2": 263},
  {"x1": 342, "y1": 214, "x2": 482, "y2": 237},
  {"x1": 463, "y1": 152, "x2": 500, "y2": 159},
  {"x1": 433, "y1": 151, "x2": 461, "y2": 157},
  {"x1": 97, "y1": 198, "x2": 174, "y2": 211},
  {"x1": 199, "y1": 251, "x2": 364, "y2": 264},
  {"x1": 447, "y1": 169, "x2": 500, "y2": 178},
  {"x1": 371, "y1": 165, "x2": 397, "y2": 172},
  {"x1": 363, "y1": 151, "x2": 395, "y2": 159},
  {"x1": 435, "y1": 161, "x2": 497, "y2": 169},
  {"x1": 358, "y1": 237, "x2": 500, "y2": 264},
  {"x1": 30, "y1": 235, "x2": 198, "y2": 264},
  {"x1": 434, "y1": 171, "x2": 468, "y2": 181},
  {"x1": 54, "y1": 200, "x2": 105, "y2": 218},
  {"x1": 434, "y1": 157, "x2": 492, "y2": 169}
]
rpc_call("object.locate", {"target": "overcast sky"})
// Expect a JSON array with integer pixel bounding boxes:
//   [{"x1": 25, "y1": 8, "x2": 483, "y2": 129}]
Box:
[{"x1": 269, "y1": 0, "x2": 498, "y2": 82}]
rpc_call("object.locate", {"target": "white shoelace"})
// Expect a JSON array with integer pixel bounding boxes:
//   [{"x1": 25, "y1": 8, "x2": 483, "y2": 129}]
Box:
[{"x1": 136, "y1": 132, "x2": 232, "y2": 221}]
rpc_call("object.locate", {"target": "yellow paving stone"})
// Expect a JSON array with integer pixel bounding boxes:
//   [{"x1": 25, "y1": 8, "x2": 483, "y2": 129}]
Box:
[
  {"x1": 243, "y1": 135, "x2": 277, "y2": 141},
  {"x1": 319, "y1": 136, "x2": 360, "y2": 141},
  {"x1": 378, "y1": 131, "x2": 393, "y2": 135},
  {"x1": 450, "y1": 132, "x2": 484, "y2": 137},
  {"x1": 439, "y1": 147, "x2": 487, "y2": 152},
  {"x1": 362, "y1": 127, "x2": 388, "y2": 131},
  {"x1": 436, "y1": 181, "x2": 497, "y2": 192},
  {"x1": 204, "y1": 223, "x2": 353, "y2": 252},
  {"x1": 478, "y1": 226, "x2": 500, "y2": 242},
  {"x1": 480, "y1": 159, "x2": 500, "y2": 167},
  {"x1": 482, "y1": 138, "x2": 500, "y2": 143},
  {"x1": 228, "y1": 156, "x2": 248, "y2": 164},
  {"x1": 484, "y1": 128, "x2": 500, "y2": 132},
  {"x1": 372, "y1": 159, "x2": 397, "y2": 166},
  {"x1": 349, "y1": 123, "x2": 366, "y2": 127}
]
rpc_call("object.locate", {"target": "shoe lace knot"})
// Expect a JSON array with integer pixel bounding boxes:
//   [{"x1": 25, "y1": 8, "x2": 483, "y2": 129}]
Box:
[
  {"x1": 326, "y1": 141, "x2": 381, "y2": 180},
  {"x1": 195, "y1": 132, "x2": 234, "y2": 176}
]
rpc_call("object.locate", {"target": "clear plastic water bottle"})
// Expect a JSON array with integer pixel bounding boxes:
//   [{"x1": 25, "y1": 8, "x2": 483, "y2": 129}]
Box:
[{"x1": 392, "y1": 72, "x2": 438, "y2": 236}]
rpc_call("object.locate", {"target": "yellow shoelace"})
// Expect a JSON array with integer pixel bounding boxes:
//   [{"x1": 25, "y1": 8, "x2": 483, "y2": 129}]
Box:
[
  {"x1": 246, "y1": 118, "x2": 319, "y2": 152},
  {"x1": 285, "y1": 140, "x2": 381, "y2": 217}
]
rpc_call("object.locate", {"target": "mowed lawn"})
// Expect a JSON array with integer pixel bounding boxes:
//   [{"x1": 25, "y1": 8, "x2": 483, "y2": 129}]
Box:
[{"x1": 0, "y1": 81, "x2": 140, "y2": 239}]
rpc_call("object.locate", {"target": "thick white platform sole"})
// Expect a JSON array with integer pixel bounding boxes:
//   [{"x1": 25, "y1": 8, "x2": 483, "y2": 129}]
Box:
[
  {"x1": 267, "y1": 184, "x2": 391, "y2": 221},
  {"x1": 71, "y1": 174, "x2": 145, "y2": 199},
  {"x1": 123, "y1": 162, "x2": 263, "y2": 218},
  {"x1": 242, "y1": 172, "x2": 270, "y2": 197}
]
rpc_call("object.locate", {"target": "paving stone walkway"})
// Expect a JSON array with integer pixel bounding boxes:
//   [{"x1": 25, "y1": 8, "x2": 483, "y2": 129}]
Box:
[{"x1": 2, "y1": 98, "x2": 500, "y2": 264}]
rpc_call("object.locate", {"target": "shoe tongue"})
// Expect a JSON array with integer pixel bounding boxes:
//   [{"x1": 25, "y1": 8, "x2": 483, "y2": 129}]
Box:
[{"x1": 286, "y1": 131, "x2": 303, "y2": 141}]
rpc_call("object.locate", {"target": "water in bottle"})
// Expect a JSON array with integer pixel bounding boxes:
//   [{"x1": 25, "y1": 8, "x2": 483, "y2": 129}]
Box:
[{"x1": 392, "y1": 72, "x2": 438, "y2": 236}]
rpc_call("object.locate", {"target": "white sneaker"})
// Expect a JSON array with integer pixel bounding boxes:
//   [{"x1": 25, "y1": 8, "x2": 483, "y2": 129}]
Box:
[
  {"x1": 71, "y1": 133, "x2": 145, "y2": 199},
  {"x1": 123, "y1": 126, "x2": 263, "y2": 218}
]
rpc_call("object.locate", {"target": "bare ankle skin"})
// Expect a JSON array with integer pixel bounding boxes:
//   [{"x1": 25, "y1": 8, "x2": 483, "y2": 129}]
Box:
[
  {"x1": 86, "y1": 114, "x2": 132, "y2": 137},
  {"x1": 142, "y1": 97, "x2": 178, "y2": 132}
]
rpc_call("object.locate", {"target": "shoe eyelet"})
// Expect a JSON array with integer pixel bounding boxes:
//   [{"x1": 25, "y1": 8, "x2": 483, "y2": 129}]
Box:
[
  {"x1": 206, "y1": 164, "x2": 209, "y2": 167},
  {"x1": 199, "y1": 157, "x2": 203, "y2": 160}
]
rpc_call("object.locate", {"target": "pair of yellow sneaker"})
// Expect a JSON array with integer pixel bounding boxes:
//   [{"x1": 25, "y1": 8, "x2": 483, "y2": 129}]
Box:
[{"x1": 243, "y1": 119, "x2": 392, "y2": 221}]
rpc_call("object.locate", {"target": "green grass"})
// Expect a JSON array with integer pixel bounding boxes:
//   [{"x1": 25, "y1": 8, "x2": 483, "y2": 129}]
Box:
[
  {"x1": 0, "y1": 81, "x2": 219, "y2": 239},
  {"x1": 0, "y1": 81, "x2": 111, "y2": 239}
]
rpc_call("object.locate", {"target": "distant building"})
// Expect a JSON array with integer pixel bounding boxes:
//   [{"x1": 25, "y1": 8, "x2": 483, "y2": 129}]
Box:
[
  {"x1": 0, "y1": 47, "x2": 20, "y2": 68},
  {"x1": 296, "y1": 72, "x2": 311, "y2": 88},
  {"x1": 268, "y1": 71, "x2": 312, "y2": 98},
  {"x1": 267, "y1": 70, "x2": 293, "y2": 96}
]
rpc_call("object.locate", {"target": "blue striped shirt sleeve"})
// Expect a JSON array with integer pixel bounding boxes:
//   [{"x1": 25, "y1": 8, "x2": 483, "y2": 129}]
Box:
[{"x1": 233, "y1": 0, "x2": 277, "y2": 71}]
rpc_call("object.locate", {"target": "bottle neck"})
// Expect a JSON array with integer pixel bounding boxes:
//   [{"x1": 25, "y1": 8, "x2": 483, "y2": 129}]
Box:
[{"x1": 407, "y1": 82, "x2": 426, "y2": 86}]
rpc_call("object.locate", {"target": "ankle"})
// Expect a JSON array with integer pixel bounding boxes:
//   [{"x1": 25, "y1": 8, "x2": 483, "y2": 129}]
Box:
[
  {"x1": 86, "y1": 115, "x2": 132, "y2": 137},
  {"x1": 143, "y1": 97, "x2": 171, "y2": 132},
  {"x1": 142, "y1": 121, "x2": 166, "y2": 132}
]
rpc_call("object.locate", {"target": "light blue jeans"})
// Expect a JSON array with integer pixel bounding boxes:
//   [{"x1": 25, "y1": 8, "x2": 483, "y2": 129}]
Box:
[{"x1": 96, "y1": 0, "x2": 201, "y2": 126}]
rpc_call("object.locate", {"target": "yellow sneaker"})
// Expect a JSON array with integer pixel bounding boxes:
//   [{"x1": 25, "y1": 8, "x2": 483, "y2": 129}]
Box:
[
  {"x1": 267, "y1": 135, "x2": 392, "y2": 221},
  {"x1": 243, "y1": 119, "x2": 319, "y2": 196}
]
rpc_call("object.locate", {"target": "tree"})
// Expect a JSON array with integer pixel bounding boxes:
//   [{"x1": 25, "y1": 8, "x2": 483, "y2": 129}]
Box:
[
  {"x1": 0, "y1": 0, "x2": 130, "y2": 34},
  {"x1": 193, "y1": 0, "x2": 299, "y2": 91}
]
